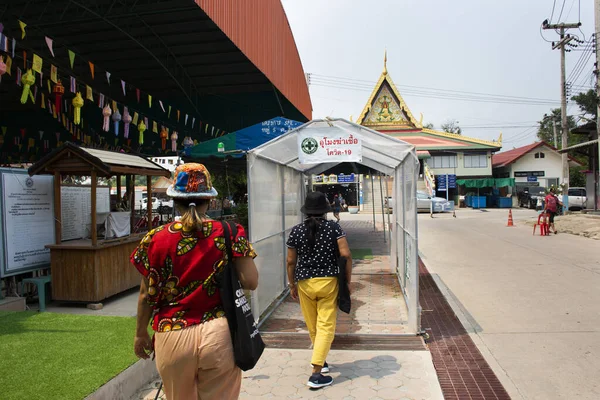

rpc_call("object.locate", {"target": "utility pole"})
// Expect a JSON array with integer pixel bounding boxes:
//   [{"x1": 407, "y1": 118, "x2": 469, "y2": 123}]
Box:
[
  {"x1": 543, "y1": 20, "x2": 580, "y2": 211},
  {"x1": 553, "y1": 119, "x2": 559, "y2": 148},
  {"x1": 595, "y1": 0, "x2": 600, "y2": 210}
]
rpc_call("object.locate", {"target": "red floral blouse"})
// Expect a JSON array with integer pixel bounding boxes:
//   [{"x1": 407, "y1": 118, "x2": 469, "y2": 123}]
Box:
[{"x1": 130, "y1": 221, "x2": 257, "y2": 332}]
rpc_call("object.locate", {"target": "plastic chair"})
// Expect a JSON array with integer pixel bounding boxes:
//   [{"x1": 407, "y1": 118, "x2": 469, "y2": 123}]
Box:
[
  {"x1": 21, "y1": 275, "x2": 52, "y2": 312},
  {"x1": 533, "y1": 212, "x2": 549, "y2": 236}
]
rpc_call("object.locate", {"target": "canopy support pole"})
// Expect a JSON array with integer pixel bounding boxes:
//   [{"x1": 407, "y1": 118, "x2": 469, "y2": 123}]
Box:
[
  {"x1": 147, "y1": 176, "x2": 153, "y2": 231},
  {"x1": 54, "y1": 172, "x2": 62, "y2": 245},
  {"x1": 371, "y1": 172, "x2": 376, "y2": 231},
  {"x1": 91, "y1": 171, "x2": 97, "y2": 246},
  {"x1": 116, "y1": 175, "x2": 122, "y2": 204},
  {"x1": 385, "y1": 174, "x2": 392, "y2": 242},
  {"x1": 130, "y1": 175, "x2": 135, "y2": 233},
  {"x1": 379, "y1": 171, "x2": 386, "y2": 243}
]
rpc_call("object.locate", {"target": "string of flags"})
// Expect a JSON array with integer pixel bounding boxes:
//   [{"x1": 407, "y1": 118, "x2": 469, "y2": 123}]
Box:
[{"x1": 0, "y1": 18, "x2": 229, "y2": 156}]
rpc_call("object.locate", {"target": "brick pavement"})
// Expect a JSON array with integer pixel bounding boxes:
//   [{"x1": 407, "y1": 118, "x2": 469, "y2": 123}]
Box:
[{"x1": 419, "y1": 258, "x2": 511, "y2": 400}]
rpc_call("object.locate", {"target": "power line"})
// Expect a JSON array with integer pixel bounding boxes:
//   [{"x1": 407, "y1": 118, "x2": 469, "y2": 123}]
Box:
[
  {"x1": 568, "y1": 48, "x2": 595, "y2": 88},
  {"x1": 566, "y1": 37, "x2": 595, "y2": 82},
  {"x1": 311, "y1": 73, "x2": 561, "y2": 101},
  {"x1": 564, "y1": 0, "x2": 577, "y2": 21},
  {"x1": 459, "y1": 125, "x2": 538, "y2": 129},
  {"x1": 310, "y1": 81, "x2": 560, "y2": 106},
  {"x1": 558, "y1": 0, "x2": 567, "y2": 23},
  {"x1": 550, "y1": 0, "x2": 558, "y2": 23},
  {"x1": 309, "y1": 74, "x2": 561, "y2": 104},
  {"x1": 502, "y1": 127, "x2": 539, "y2": 144}
]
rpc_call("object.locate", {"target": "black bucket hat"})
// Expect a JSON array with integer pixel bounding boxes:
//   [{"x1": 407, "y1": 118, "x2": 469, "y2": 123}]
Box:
[{"x1": 301, "y1": 191, "x2": 332, "y2": 215}]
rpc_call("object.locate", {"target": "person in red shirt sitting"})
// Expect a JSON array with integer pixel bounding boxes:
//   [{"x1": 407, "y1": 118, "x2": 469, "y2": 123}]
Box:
[
  {"x1": 544, "y1": 187, "x2": 562, "y2": 234},
  {"x1": 131, "y1": 163, "x2": 258, "y2": 400}
]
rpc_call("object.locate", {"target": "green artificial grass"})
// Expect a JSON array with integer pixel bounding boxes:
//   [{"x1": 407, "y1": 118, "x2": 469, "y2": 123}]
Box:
[
  {"x1": 0, "y1": 311, "x2": 139, "y2": 400},
  {"x1": 351, "y1": 248, "x2": 374, "y2": 260}
]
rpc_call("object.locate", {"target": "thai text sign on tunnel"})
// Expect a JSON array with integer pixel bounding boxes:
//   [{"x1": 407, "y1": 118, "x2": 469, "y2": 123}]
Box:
[{"x1": 298, "y1": 131, "x2": 363, "y2": 164}]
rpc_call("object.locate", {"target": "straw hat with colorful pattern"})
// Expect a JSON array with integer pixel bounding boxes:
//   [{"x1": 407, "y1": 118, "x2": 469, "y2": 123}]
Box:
[{"x1": 167, "y1": 163, "x2": 218, "y2": 199}]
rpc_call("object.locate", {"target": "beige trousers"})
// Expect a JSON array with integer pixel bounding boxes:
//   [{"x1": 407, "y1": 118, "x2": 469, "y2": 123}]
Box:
[{"x1": 154, "y1": 317, "x2": 241, "y2": 400}]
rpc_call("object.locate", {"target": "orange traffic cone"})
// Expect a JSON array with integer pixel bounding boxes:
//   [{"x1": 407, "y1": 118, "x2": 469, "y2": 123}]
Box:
[{"x1": 507, "y1": 209, "x2": 514, "y2": 227}]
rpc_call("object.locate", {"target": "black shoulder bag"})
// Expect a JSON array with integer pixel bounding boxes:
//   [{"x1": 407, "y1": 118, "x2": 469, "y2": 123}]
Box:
[
  {"x1": 334, "y1": 234, "x2": 351, "y2": 314},
  {"x1": 218, "y1": 221, "x2": 265, "y2": 371}
]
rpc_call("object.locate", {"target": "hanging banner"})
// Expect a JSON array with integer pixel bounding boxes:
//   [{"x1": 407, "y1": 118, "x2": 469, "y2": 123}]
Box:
[
  {"x1": 297, "y1": 130, "x2": 362, "y2": 164},
  {"x1": 50, "y1": 64, "x2": 58, "y2": 83},
  {"x1": 32, "y1": 54, "x2": 43, "y2": 74}
]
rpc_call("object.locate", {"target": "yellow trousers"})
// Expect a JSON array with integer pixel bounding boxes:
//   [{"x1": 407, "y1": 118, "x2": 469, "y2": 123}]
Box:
[{"x1": 298, "y1": 277, "x2": 339, "y2": 367}]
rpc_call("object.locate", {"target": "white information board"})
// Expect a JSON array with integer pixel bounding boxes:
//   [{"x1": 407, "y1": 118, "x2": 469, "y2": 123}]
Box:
[
  {"x1": 0, "y1": 169, "x2": 55, "y2": 277},
  {"x1": 61, "y1": 186, "x2": 110, "y2": 241}
]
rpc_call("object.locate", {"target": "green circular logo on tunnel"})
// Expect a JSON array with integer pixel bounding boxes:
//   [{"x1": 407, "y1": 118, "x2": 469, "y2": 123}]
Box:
[{"x1": 301, "y1": 138, "x2": 318, "y2": 154}]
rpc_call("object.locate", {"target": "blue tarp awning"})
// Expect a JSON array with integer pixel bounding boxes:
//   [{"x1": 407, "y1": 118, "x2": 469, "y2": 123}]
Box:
[{"x1": 184, "y1": 117, "x2": 303, "y2": 159}]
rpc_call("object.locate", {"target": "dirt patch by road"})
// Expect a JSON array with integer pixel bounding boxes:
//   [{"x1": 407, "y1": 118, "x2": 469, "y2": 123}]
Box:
[{"x1": 525, "y1": 213, "x2": 600, "y2": 240}]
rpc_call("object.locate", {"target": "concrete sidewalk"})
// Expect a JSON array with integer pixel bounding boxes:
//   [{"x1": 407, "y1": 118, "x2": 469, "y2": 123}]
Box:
[
  {"x1": 418, "y1": 208, "x2": 600, "y2": 400},
  {"x1": 132, "y1": 216, "x2": 444, "y2": 400}
]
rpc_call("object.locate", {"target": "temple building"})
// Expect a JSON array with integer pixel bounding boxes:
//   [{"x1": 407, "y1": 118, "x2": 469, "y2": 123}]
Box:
[{"x1": 356, "y1": 55, "x2": 502, "y2": 202}]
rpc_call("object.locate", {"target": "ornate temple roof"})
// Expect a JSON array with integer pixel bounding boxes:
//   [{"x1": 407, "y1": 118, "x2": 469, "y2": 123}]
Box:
[{"x1": 356, "y1": 53, "x2": 502, "y2": 152}]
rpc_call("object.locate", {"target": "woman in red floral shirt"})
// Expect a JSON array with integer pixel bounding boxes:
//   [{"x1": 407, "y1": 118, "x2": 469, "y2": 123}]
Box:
[{"x1": 131, "y1": 163, "x2": 258, "y2": 400}]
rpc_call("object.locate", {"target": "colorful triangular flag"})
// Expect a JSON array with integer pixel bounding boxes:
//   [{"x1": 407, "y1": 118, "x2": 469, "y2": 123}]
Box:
[
  {"x1": 4, "y1": 56, "x2": 11, "y2": 76},
  {"x1": 148, "y1": 95, "x2": 152, "y2": 108},
  {"x1": 11, "y1": 38, "x2": 15, "y2": 58},
  {"x1": 106, "y1": 71, "x2": 111, "y2": 84},
  {"x1": 121, "y1": 80, "x2": 126, "y2": 96},
  {"x1": 68, "y1": 50, "x2": 75, "y2": 69},
  {"x1": 70, "y1": 76, "x2": 76, "y2": 93},
  {"x1": 159, "y1": 100, "x2": 165, "y2": 112},
  {"x1": 88, "y1": 61, "x2": 94, "y2": 79},
  {"x1": 18, "y1": 20, "x2": 26, "y2": 39},
  {"x1": 45, "y1": 37, "x2": 55, "y2": 57}
]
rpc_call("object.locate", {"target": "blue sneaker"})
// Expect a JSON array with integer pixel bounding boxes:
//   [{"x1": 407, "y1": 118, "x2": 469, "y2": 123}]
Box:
[{"x1": 307, "y1": 373, "x2": 333, "y2": 389}]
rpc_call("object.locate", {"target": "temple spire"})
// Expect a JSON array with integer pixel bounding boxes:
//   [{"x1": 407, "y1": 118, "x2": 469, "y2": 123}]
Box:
[{"x1": 383, "y1": 49, "x2": 388, "y2": 75}]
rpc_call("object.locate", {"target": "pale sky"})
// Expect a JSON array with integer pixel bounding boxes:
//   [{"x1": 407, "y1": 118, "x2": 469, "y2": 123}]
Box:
[{"x1": 281, "y1": 0, "x2": 596, "y2": 150}]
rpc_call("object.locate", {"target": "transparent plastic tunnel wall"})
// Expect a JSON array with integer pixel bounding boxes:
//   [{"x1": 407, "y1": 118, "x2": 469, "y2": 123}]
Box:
[{"x1": 247, "y1": 119, "x2": 420, "y2": 334}]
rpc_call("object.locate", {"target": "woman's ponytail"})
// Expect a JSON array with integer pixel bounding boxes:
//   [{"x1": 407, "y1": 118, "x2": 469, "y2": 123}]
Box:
[
  {"x1": 180, "y1": 202, "x2": 203, "y2": 232},
  {"x1": 304, "y1": 216, "x2": 322, "y2": 249}
]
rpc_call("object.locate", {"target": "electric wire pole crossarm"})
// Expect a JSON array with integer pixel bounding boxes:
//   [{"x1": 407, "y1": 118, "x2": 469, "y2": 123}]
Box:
[{"x1": 542, "y1": 20, "x2": 582, "y2": 211}]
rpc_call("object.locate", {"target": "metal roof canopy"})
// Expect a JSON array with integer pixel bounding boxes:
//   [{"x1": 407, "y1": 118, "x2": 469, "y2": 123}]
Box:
[
  {"x1": 0, "y1": 0, "x2": 311, "y2": 134},
  {"x1": 29, "y1": 142, "x2": 171, "y2": 177},
  {"x1": 246, "y1": 118, "x2": 421, "y2": 334},
  {"x1": 558, "y1": 139, "x2": 600, "y2": 153},
  {"x1": 249, "y1": 119, "x2": 417, "y2": 175}
]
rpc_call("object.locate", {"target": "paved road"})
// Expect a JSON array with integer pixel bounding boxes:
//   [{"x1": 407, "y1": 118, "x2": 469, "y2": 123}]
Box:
[{"x1": 418, "y1": 208, "x2": 600, "y2": 400}]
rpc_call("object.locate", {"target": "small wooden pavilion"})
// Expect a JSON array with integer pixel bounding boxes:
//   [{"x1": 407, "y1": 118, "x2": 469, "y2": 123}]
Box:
[{"x1": 28, "y1": 143, "x2": 170, "y2": 303}]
